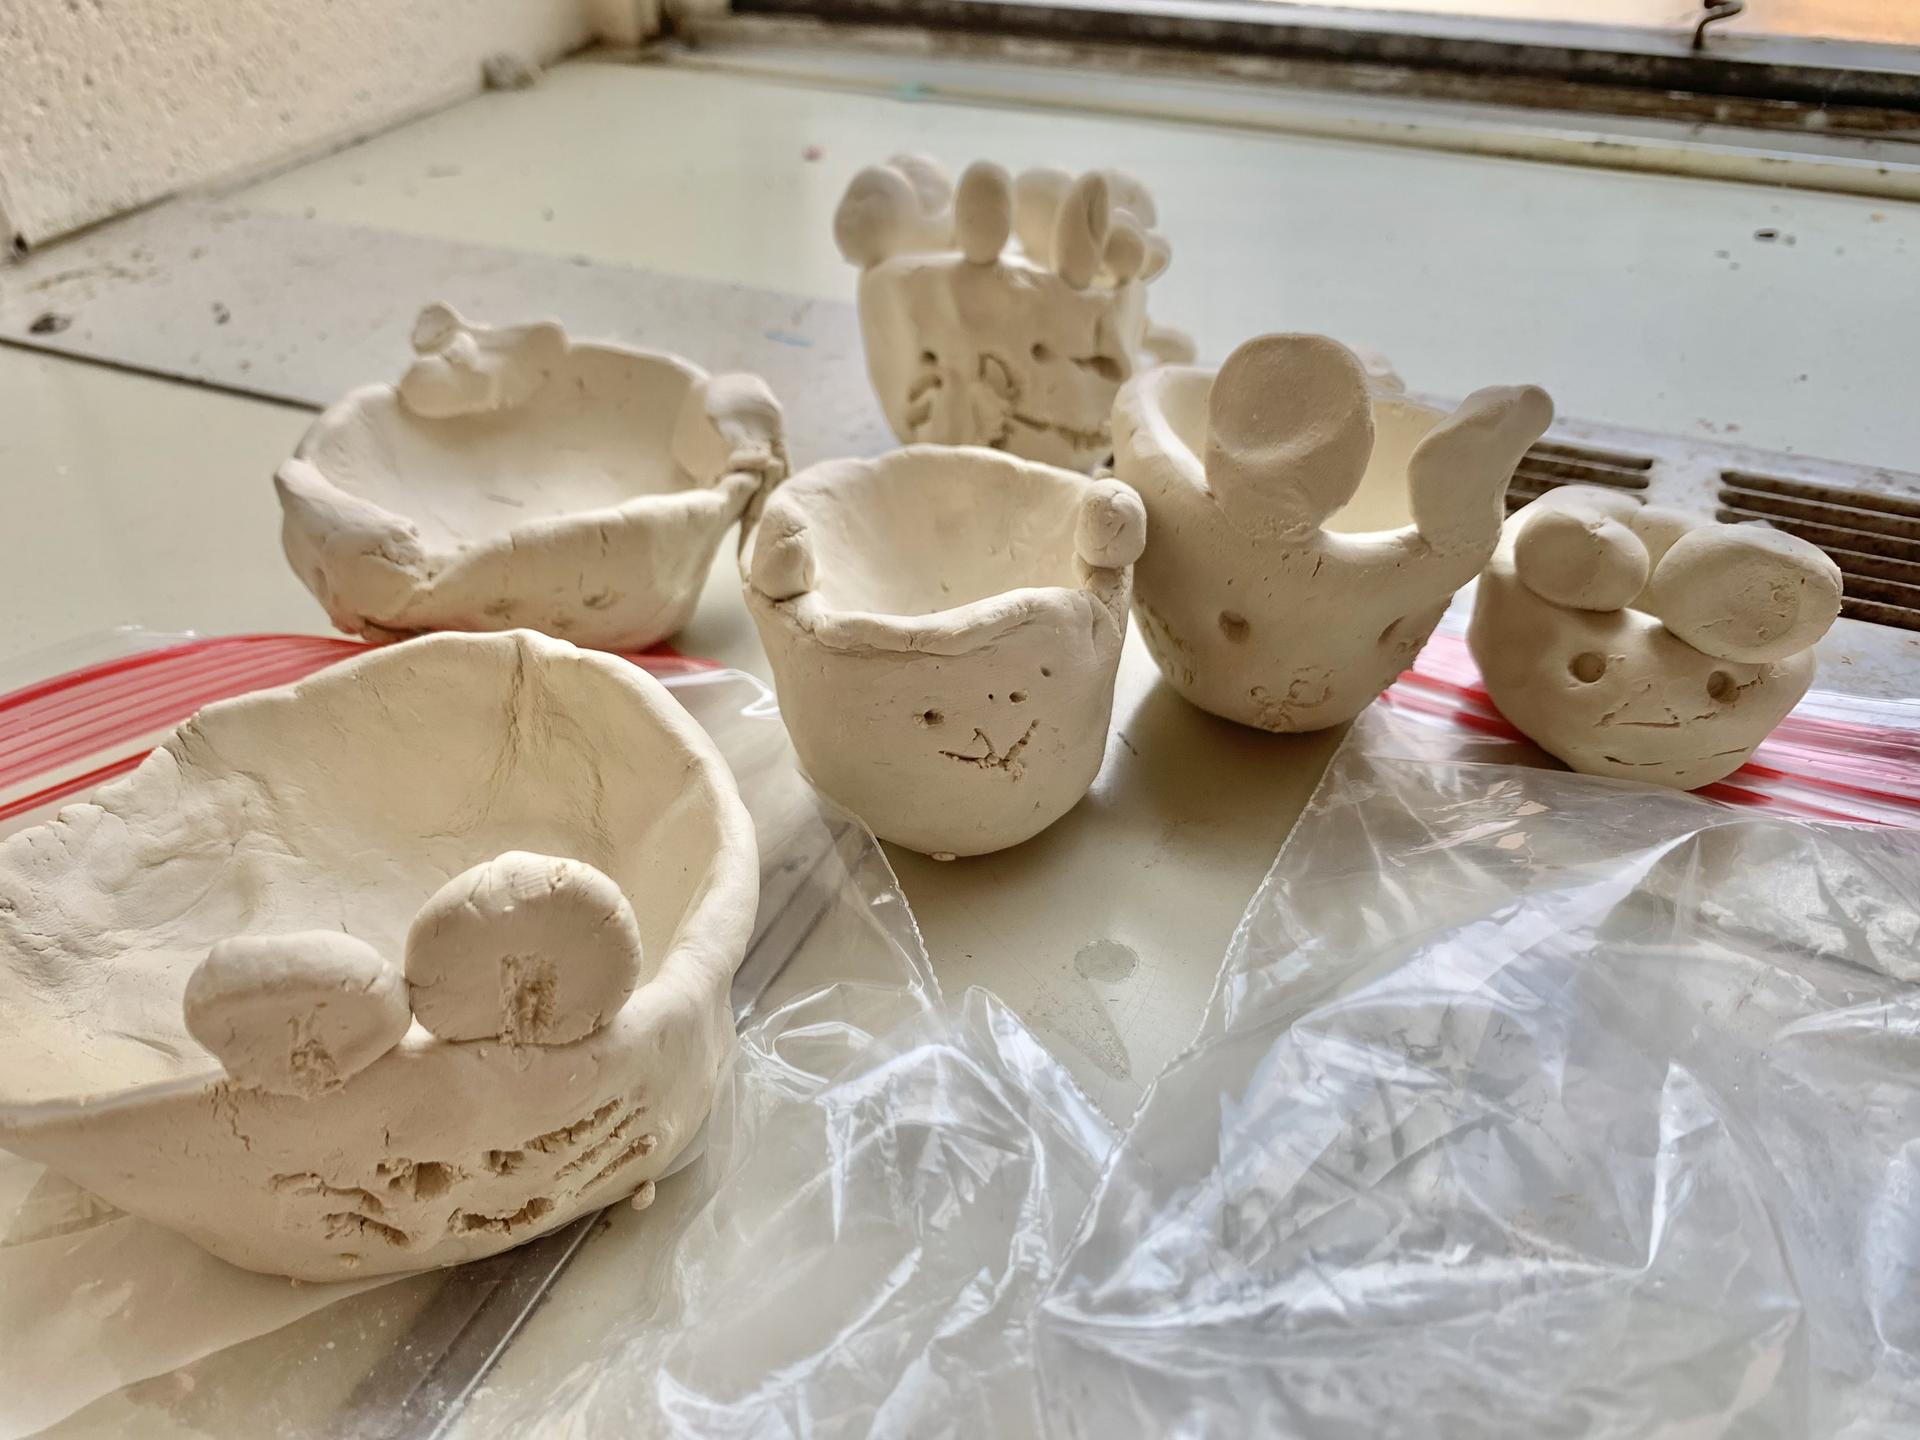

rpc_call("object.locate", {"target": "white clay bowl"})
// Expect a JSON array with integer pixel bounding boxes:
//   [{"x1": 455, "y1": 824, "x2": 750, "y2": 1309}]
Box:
[
  {"x1": 743, "y1": 445, "x2": 1145, "y2": 857},
  {"x1": 1468, "y1": 485, "x2": 1843, "y2": 788},
  {"x1": 0, "y1": 631, "x2": 758, "y2": 1280},
  {"x1": 277, "y1": 304, "x2": 787, "y2": 648},
  {"x1": 1113, "y1": 332, "x2": 1554, "y2": 732}
]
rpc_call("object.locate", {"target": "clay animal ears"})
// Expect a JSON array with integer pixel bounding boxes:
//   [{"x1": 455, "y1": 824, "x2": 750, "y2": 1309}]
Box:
[
  {"x1": 398, "y1": 303, "x2": 568, "y2": 419},
  {"x1": 834, "y1": 154, "x2": 957, "y2": 268},
  {"x1": 184, "y1": 851, "x2": 647, "y2": 1097},
  {"x1": 1204, "y1": 333, "x2": 1376, "y2": 533},
  {"x1": 1514, "y1": 486, "x2": 1843, "y2": 661},
  {"x1": 835, "y1": 155, "x2": 1172, "y2": 291},
  {"x1": 1010, "y1": 167, "x2": 1170, "y2": 289}
]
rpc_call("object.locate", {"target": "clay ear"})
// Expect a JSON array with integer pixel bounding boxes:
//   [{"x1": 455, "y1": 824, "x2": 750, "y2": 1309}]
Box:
[
  {"x1": 184, "y1": 932, "x2": 411, "y2": 1097},
  {"x1": 834, "y1": 165, "x2": 921, "y2": 268},
  {"x1": 1513, "y1": 502, "x2": 1649, "y2": 611},
  {"x1": 748, "y1": 502, "x2": 818, "y2": 601},
  {"x1": 1051, "y1": 172, "x2": 1112, "y2": 290},
  {"x1": 1407, "y1": 384, "x2": 1553, "y2": 551},
  {"x1": 1102, "y1": 211, "x2": 1147, "y2": 283},
  {"x1": 954, "y1": 161, "x2": 1014, "y2": 265},
  {"x1": 1204, "y1": 333, "x2": 1374, "y2": 533},
  {"x1": 885, "y1": 153, "x2": 955, "y2": 217},
  {"x1": 1644, "y1": 525, "x2": 1842, "y2": 662},
  {"x1": 1076, "y1": 478, "x2": 1148, "y2": 570},
  {"x1": 411, "y1": 302, "x2": 466, "y2": 353},
  {"x1": 405, "y1": 852, "x2": 646, "y2": 1047}
]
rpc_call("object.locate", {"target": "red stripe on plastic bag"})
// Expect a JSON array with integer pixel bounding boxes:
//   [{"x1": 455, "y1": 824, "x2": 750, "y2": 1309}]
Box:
[{"x1": 1387, "y1": 632, "x2": 1920, "y2": 826}]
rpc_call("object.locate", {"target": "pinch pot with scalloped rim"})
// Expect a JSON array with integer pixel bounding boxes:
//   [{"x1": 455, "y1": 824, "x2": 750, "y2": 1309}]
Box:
[{"x1": 276, "y1": 304, "x2": 787, "y2": 649}]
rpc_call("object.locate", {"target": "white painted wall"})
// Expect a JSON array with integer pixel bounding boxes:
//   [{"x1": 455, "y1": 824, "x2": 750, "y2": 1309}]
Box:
[{"x1": 0, "y1": 0, "x2": 602, "y2": 251}]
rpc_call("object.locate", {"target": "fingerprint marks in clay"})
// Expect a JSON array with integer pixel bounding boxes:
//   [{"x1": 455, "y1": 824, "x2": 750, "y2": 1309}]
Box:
[{"x1": 267, "y1": 1096, "x2": 659, "y2": 1255}]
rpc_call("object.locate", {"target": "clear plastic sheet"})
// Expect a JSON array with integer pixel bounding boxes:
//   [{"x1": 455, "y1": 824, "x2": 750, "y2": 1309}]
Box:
[{"x1": 1036, "y1": 701, "x2": 1920, "y2": 1439}]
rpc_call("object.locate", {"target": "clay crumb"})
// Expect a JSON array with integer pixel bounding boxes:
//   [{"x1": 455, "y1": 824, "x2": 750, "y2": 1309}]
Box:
[
  {"x1": 451, "y1": 1196, "x2": 555, "y2": 1235},
  {"x1": 481, "y1": 52, "x2": 540, "y2": 90}
]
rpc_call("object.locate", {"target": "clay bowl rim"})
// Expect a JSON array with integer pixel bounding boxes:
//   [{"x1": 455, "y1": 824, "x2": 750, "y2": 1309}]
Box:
[
  {"x1": 745, "y1": 444, "x2": 1128, "y2": 655},
  {"x1": 0, "y1": 629, "x2": 759, "y2": 1126},
  {"x1": 281, "y1": 341, "x2": 773, "y2": 561}
]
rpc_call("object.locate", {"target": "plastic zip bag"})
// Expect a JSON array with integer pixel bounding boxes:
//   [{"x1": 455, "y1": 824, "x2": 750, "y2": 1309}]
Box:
[{"x1": 1036, "y1": 697, "x2": 1920, "y2": 1438}]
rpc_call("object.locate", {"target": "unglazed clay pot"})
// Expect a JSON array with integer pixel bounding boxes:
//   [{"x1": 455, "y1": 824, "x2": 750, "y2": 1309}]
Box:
[
  {"x1": 1469, "y1": 485, "x2": 1843, "y2": 788},
  {"x1": 1113, "y1": 332, "x2": 1554, "y2": 732},
  {"x1": 743, "y1": 445, "x2": 1145, "y2": 857},
  {"x1": 835, "y1": 155, "x2": 1193, "y2": 471},
  {"x1": 0, "y1": 631, "x2": 758, "y2": 1280},
  {"x1": 277, "y1": 303, "x2": 787, "y2": 648}
]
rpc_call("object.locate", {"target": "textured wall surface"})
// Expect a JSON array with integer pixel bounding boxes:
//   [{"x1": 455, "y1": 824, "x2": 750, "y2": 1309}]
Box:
[{"x1": 0, "y1": 0, "x2": 594, "y2": 250}]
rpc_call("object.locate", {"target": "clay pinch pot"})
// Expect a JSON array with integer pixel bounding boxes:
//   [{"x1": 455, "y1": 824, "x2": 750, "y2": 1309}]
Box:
[
  {"x1": 1113, "y1": 331, "x2": 1554, "y2": 732},
  {"x1": 742, "y1": 445, "x2": 1146, "y2": 857},
  {"x1": 1468, "y1": 484, "x2": 1843, "y2": 788},
  {"x1": 834, "y1": 154, "x2": 1194, "y2": 471},
  {"x1": 276, "y1": 303, "x2": 788, "y2": 648},
  {"x1": 0, "y1": 631, "x2": 758, "y2": 1280}
]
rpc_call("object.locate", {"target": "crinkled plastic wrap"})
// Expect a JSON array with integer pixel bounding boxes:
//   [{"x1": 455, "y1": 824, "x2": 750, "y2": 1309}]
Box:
[
  {"x1": 1036, "y1": 701, "x2": 1920, "y2": 1438},
  {"x1": 10, "y1": 632, "x2": 1920, "y2": 1437},
  {"x1": 464, "y1": 984, "x2": 1114, "y2": 1437}
]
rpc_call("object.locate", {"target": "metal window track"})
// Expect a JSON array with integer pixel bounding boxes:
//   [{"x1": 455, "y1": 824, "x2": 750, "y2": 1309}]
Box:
[{"x1": 725, "y1": 0, "x2": 1920, "y2": 118}]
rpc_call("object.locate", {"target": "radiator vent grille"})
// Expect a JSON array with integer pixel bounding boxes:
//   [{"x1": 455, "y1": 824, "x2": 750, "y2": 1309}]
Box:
[{"x1": 1505, "y1": 440, "x2": 1653, "y2": 513}]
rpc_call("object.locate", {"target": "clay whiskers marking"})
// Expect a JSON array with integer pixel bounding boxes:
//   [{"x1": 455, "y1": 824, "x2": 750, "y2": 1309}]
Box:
[{"x1": 939, "y1": 722, "x2": 1039, "y2": 776}]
